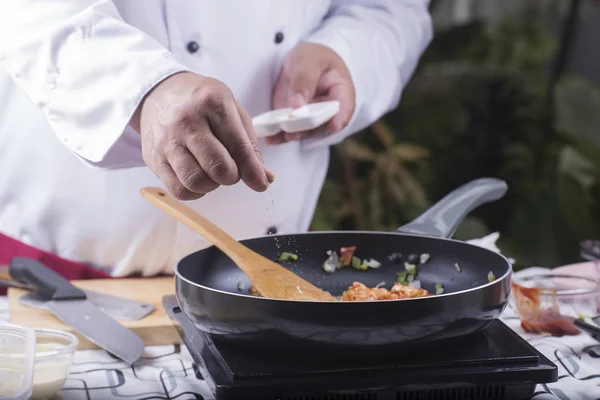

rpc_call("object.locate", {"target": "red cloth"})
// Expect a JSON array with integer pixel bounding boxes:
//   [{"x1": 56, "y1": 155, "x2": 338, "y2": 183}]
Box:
[{"x1": 0, "y1": 233, "x2": 110, "y2": 295}]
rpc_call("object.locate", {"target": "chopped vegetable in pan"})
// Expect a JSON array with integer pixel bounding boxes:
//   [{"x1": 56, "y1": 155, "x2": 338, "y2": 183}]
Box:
[
  {"x1": 322, "y1": 250, "x2": 341, "y2": 273},
  {"x1": 321, "y1": 246, "x2": 436, "y2": 275},
  {"x1": 404, "y1": 262, "x2": 417, "y2": 275},
  {"x1": 397, "y1": 271, "x2": 408, "y2": 284},
  {"x1": 322, "y1": 246, "x2": 381, "y2": 273},
  {"x1": 435, "y1": 283, "x2": 444, "y2": 295},
  {"x1": 254, "y1": 244, "x2": 498, "y2": 301},
  {"x1": 278, "y1": 252, "x2": 298, "y2": 261},
  {"x1": 340, "y1": 246, "x2": 356, "y2": 266},
  {"x1": 352, "y1": 258, "x2": 369, "y2": 271},
  {"x1": 363, "y1": 258, "x2": 382, "y2": 269}
]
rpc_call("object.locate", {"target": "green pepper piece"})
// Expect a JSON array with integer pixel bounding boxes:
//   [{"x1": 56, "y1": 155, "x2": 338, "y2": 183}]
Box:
[
  {"x1": 278, "y1": 252, "x2": 298, "y2": 261},
  {"x1": 397, "y1": 271, "x2": 408, "y2": 283},
  {"x1": 351, "y1": 256, "x2": 362, "y2": 269}
]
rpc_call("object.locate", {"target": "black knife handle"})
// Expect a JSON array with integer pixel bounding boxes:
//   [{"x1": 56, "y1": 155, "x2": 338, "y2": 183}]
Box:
[{"x1": 9, "y1": 257, "x2": 86, "y2": 301}]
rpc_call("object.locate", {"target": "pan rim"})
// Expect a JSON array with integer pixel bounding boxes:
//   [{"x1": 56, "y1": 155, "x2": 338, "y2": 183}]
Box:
[{"x1": 174, "y1": 230, "x2": 513, "y2": 304}]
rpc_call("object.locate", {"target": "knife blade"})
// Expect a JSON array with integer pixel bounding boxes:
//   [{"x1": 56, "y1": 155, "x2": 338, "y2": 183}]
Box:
[
  {"x1": 9, "y1": 257, "x2": 145, "y2": 364},
  {"x1": 19, "y1": 290, "x2": 155, "y2": 320},
  {"x1": 0, "y1": 274, "x2": 155, "y2": 320}
]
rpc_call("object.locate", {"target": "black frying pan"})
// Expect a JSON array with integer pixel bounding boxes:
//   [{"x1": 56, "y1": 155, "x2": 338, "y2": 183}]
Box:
[{"x1": 173, "y1": 178, "x2": 512, "y2": 348}]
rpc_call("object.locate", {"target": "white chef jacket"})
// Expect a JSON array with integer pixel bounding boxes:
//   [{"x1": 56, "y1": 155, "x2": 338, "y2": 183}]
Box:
[{"x1": 0, "y1": 1, "x2": 432, "y2": 276}]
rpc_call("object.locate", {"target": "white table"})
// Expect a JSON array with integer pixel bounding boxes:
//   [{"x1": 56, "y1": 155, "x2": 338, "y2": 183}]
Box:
[{"x1": 2, "y1": 262, "x2": 600, "y2": 399}]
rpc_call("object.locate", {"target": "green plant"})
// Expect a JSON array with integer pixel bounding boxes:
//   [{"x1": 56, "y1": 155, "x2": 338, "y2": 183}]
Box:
[
  {"x1": 313, "y1": 5, "x2": 600, "y2": 270},
  {"x1": 554, "y1": 76, "x2": 600, "y2": 239},
  {"x1": 311, "y1": 121, "x2": 431, "y2": 232}
]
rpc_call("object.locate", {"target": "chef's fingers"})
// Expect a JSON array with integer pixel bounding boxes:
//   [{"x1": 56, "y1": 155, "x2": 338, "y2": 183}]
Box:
[
  {"x1": 264, "y1": 133, "x2": 288, "y2": 145},
  {"x1": 263, "y1": 113, "x2": 342, "y2": 144},
  {"x1": 282, "y1": 108, "x2": 352, "y2": 144},
  {"x1": 279, "y1": 105, "x2": 350, "y2": 143},
  {"x1": 234, "y1": 100, "x2": 263, "y2": 164},
  {"x1": 235, "y1": 100, "x2": 275, "y2": 184},
  {"x1": 207, "y1": 96, "x2": 271, "y2": 192},
  {"x1": 156, "y1": 159, "x2": 204, "y2": 201},
  {"x1": 286, "y1": 124, "x2": 330, "y2": 142},
  {"x1": 305, "y1": 69, "x2": 354, "y2": 134},
  {"x1": 166, "y1": 143, "x2": 220, "y2": 194},
  {"x1": 185, "y1": 124, "x2": 240, "y2": 187},
  {"x1": 320, "y1": 74, "x2": 355, "y2": 133},
  {"x1": 279, "y1": 74, "x2": 355, "y2": 143},
  {"x1": 286, "y1": 63, "x2": 322, "y2": 108},
  {"x1": 263, "y1": 120, "x2": 330, "y2": 144}
]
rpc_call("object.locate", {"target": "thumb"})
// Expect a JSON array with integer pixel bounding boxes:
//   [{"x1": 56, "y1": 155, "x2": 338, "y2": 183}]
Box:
[{"x1": 287, "y1": 65, "x2": 322, "y2": 108}]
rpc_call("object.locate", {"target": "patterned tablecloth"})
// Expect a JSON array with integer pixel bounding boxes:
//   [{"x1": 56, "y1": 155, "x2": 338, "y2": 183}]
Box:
[{"x1": 1, "y1": 234, "x2": 600, "y2": 400}]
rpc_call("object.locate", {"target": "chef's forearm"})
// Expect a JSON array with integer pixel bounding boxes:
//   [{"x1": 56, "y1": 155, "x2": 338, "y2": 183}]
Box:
[
  {"x1": 0, "y1": 0, "x2": 190, "y2": 169},
  {"x1": 300, "y1": 0, "x2": 433, "y2": 150}
]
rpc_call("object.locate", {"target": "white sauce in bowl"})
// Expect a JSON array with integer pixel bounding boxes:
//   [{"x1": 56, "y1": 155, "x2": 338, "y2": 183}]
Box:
[
  {"x1": 0, "y1": 368, "x2": 25, "y2": 396},
  {"x1": 31, "y1": 343, "x2": 75, "y2": 400}
]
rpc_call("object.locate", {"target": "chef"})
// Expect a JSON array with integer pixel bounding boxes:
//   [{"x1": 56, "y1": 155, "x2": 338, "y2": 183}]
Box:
[{"x1": 0, "y1": 1, "x2": 432, "y2": 277}]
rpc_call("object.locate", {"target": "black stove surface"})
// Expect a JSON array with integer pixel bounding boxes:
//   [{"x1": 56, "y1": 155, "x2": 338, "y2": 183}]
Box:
[{"x1": 163, "y1": 295, "x2": 557, "y2": 400}]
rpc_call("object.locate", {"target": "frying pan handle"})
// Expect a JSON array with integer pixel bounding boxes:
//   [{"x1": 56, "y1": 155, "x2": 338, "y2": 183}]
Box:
[{"x1": 396, "y1": 178, "x2": 507, "y2": 238}]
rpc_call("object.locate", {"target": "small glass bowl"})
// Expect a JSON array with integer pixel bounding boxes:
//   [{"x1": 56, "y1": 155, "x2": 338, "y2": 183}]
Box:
[
  {"x1": 0, "y1": 324, "x2": 35, "y2": 400},
  {"x1": 30, "y1": 329, "x2": 78, "y2": 400},
  {"x1": 513, "y1": 273, "x2": 600, "y2": 319}
]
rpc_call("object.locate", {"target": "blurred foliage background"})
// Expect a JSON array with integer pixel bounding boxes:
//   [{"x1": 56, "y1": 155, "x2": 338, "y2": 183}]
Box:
[{"x1": 312, "y1": 0, "x2": 600, "y2": 271}]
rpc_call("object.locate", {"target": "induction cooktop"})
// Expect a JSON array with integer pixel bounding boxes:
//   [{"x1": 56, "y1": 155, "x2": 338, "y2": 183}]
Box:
[{"x1": 163, "y1": 295, "x2": 557, "y2": 400}]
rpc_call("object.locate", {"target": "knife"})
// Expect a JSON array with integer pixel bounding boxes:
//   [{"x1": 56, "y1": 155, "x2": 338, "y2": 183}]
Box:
[
  {"x1": 19, "y1": 288, "x2": 155, "y2": 321},
  {"x1": 9, "y1": 257, "x2": 145, "y2": 364},
  {"x1": 0, "y1": 260, "x2": 155, "y2": 321}
]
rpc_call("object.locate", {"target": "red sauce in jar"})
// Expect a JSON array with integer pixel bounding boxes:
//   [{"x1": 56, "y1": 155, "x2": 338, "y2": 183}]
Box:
[{"x1": 511, "y1": 282, "x2": 580, "y2": 337}]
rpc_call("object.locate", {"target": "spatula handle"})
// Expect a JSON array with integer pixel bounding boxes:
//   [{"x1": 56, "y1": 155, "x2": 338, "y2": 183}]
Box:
[
  {"x1": 141, "y1": 187, "x2": 336, "y2": 301},
  {"x1": 9, "y1": 257, "x2": 87, "y2": 301},
  {"x1": 140, "y1": 187, "x2": 249, "y2": 265}
]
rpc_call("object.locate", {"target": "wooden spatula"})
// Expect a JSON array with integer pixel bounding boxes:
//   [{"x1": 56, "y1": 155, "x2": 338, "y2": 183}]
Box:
[{"x1": 140, "y1": 187, "x2": 335, "y2": 302}]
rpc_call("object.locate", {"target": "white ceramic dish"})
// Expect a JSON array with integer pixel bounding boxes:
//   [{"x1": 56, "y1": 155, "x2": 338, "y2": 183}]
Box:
[
  {"x1": 252, "y1": 100, "x2": 340, "y2": 138},
  {"x1": 0, "y1": 324, "x2": 35, "y2": 400}
]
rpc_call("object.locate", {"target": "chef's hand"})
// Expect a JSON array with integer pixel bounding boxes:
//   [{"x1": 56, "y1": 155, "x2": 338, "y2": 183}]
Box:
[
  {"x1": 268, "y1": 42, "x2": 355, "y2": 144},
  {"x1": 131, "y1": 72, "x2": 275, "y2": 200}
]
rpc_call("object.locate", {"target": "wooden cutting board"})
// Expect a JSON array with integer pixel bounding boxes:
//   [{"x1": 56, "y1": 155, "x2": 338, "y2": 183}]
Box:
[{"x1": 7, "y1": 277, "x2": 182, "y2": 350}]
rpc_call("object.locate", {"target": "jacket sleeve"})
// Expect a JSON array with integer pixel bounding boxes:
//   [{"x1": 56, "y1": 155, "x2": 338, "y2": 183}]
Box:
[
  {"x1": 0, "y1": 0, "x2": 191, "y2": 169},
  {"x1": 301, "y1": 0, "x2": 433, "y2": 150}
]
